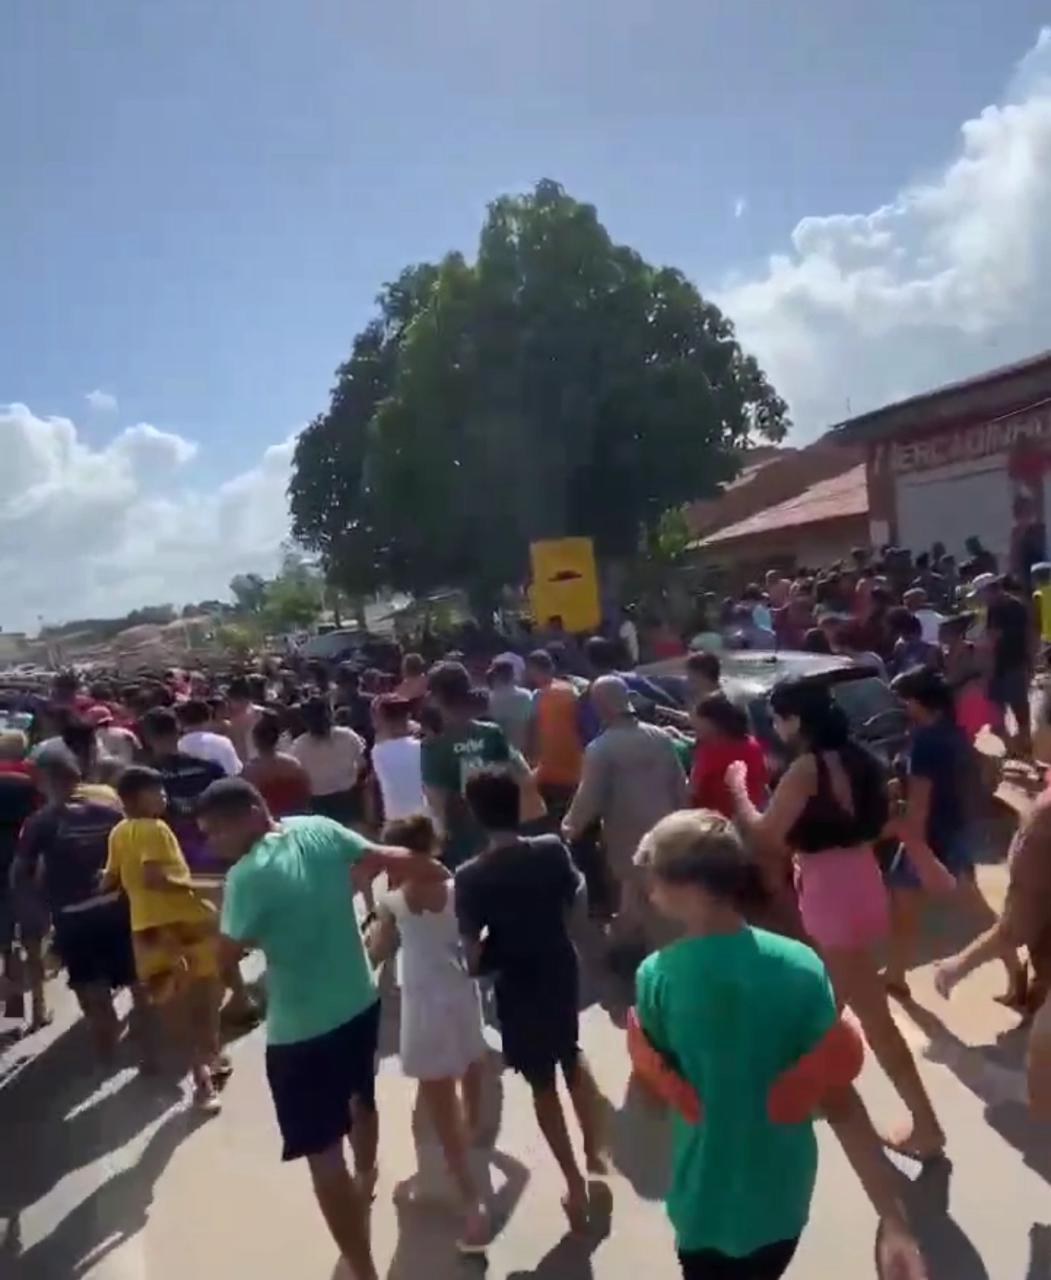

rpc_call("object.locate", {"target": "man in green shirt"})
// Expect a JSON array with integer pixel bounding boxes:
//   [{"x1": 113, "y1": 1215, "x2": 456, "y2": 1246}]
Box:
[
  {"x1": 422, "y1": 661, "x2": 511, "y2": 867},
  {"x1": 633, "y1": 810, "x2": 927, "y2": 1280},
  {"x1": 203, "y1": 779, "x2": 441, "y2": 1280}
]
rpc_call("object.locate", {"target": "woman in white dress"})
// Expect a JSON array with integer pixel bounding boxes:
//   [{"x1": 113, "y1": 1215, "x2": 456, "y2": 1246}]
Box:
[{"x1": 366, "y1": 814, "x2": 489, "y2": 1252}]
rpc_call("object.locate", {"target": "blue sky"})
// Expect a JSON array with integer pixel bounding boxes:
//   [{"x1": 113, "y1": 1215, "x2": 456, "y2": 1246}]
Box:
[{"x1": 4, "y1": 2, "x2": 1051, "y2": 626}]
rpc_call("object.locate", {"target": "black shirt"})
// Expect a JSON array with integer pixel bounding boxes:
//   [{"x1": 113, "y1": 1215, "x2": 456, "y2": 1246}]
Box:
[
  {"x1": 987, "y1": 595, "x2": 1030, "y2": 676},
  {"x1": 146, "y1": 750, "x2": 225, "y2": 865},
  {"x1": 16, "y1": 798, "x2": 122, "y2": 913},
  {"x1": 454, "y1": 835, "x2": 581, "y2": 981},
  {"x1": 0, "y1": 771, "x2": 39, "y2": 882},
  {"x1": 334, "y1": 691, "x2": 375, "y2": 750}
]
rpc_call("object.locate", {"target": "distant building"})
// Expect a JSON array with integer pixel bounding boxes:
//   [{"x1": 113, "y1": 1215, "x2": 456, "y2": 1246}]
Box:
[
  {"x1": 687, "y1": 441, "x2": 866, "y2": 575},
  {"x1": 691, "y1": 464, "x2": 868, "y2": 574},
  {"x1": 831, "y1": 349, "x2": 1051, "y2": 573},
  {"x1": 0, "y1": 632, "x2": 28, "y2": 664}
]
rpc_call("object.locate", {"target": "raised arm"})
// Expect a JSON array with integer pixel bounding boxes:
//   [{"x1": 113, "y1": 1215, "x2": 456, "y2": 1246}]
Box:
[{"x1": 727, "y1": 754, "x2": 813, "y2": 853}]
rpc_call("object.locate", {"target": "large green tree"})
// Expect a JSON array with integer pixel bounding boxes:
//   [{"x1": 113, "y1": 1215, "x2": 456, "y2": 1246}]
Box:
[{"x1": 289, "y1": 181, "x2": 788, "y2": 607}]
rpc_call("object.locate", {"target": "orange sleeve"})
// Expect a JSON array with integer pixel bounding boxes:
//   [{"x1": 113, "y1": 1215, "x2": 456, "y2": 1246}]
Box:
[
  {"x1": 767, "y1": 1013, "x2": 865, "y2": 1125},
  {"x1": 627, "y1": 1009, "x2": 702, "y2": 1125}
]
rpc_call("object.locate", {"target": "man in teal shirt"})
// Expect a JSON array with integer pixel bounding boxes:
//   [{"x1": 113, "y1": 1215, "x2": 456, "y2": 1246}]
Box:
[{"x1": 202, "y1": 778, "x2": 441, "y2": 1280}]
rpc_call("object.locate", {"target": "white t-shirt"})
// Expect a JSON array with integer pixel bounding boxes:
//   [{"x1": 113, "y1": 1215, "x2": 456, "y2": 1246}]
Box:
[
  {"x1": 372, "y1": 735, "x2": 426, "y2": 820},
  {"x1": 290, "y1": 727, "x2": 365, "y2": 797},
  {"x1": 178, "y1": 730, "x2": 243, "y2": 777},
  {"x1": 619, "y1": 620, "x2": 640, "y2": 664},
  {"x1": 98, "y1": 725, "x2": 140, "y2": 764},
  {"x1": 914, "y1": 608, "x2": 945, "y2": 645},
  {"x1": 494, "y1": 651, "x2": 526, "y2": 683}
]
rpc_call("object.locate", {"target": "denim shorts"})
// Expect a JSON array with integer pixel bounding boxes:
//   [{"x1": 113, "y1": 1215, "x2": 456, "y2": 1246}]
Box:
[{"x1": 885, "y1": 830, "x2": 975, "y2": 890}]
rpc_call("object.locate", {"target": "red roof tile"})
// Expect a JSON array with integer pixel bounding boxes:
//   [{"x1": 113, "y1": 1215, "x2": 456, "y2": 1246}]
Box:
[{"x1": 694, "y1": 464, "x2": 868, "y2": 547}]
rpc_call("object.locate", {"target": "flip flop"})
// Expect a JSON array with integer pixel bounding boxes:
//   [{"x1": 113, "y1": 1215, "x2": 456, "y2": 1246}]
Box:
[
  {"x1": 881, "y1": 1132, "x2": 946, "y2": 1164},
  {"x1": 561, "y1": 1190, "x2": 590, "y2": 1234}
]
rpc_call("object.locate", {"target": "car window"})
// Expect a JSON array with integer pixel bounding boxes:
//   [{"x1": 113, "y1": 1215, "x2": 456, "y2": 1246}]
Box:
[
  {"x1": 831, "y1": 678, "x2": 901, "y2": 733},
  {"x1": 747, "y1": 679, "x2": 901, "y2": 746}
]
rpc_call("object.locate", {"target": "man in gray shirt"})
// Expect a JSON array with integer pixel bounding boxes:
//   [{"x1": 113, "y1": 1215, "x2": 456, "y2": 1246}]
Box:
[
  {"x1": 563, "y1": 676, "x2": 686, "y2": 960},
  {"x1": 485, "y1": 658, "x2": 535, "y2": 753}
]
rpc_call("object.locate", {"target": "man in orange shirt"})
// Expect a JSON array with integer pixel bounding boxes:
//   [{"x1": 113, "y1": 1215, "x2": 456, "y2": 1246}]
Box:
[{"x1": 525, "y1": 650, "x2": 584, "y2": 821}]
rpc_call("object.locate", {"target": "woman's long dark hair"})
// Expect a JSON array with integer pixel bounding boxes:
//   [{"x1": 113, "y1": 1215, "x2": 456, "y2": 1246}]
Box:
[
  {"x1": 769, "y1": 677, "x2": 888, "y2": 840},
  {"x1": 301, "y1": 695, "x2": 333, "y2": 739},
  {"x1": 769, "y1": 678, "x2": 850, "y2": 750}
]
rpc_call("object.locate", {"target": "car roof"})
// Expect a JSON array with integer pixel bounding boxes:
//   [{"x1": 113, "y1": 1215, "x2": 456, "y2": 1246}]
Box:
[{"x1": 640, "y1": 649, "x2": 877, "y2": 700}]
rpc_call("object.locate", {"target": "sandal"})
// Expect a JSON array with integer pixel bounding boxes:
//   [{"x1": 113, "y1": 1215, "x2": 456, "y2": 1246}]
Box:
[
  {"x1": 561, "y1": 1189, "x2": 590, "y2": 1234},
  {"x1": 881, "y1": 1128, "x2": 945, "y2": 1164}
]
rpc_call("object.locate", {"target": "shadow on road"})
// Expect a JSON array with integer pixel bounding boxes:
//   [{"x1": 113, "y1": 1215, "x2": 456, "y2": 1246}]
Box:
[
  {"x1": 900, "y1": 998, "x2": 1051, "y2": 1186},
  {"x1": 899, "y1": 1160, "x2": 989, "y2": 1280},
  {"x1": 605, "y1": 1075, "x2": 671, "y2": 1202},
  {"x1": 0, "y1": 1014, "x2": 205, "y2": 1275},
  {"x1": 505, "y1": 1180, "x2": 613, "y2": 1280},
  {"x1": 1027, "y1": 1223, "x2": 1051, "y2": 1280},
  {"x1": 383, "y1": 1150, "x2": 530, "y2": 1280},
  {"x1": 10, "y1": 1105, "x2": 210, "y2": 1279}
]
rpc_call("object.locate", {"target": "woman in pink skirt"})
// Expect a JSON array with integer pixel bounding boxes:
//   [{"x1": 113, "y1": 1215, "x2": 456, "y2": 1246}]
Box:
[{"x1": 727, "y1": 678, "x2": 944, "y2": 1162}]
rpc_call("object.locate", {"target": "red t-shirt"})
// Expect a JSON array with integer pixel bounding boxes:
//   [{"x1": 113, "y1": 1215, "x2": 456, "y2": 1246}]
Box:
[{"x1": 690, "y1": 735, "x2": 768, "y2": 819}]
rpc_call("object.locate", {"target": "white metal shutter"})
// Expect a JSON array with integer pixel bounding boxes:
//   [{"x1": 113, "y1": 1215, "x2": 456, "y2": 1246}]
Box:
[{"x1": 896, "y1": 459, "x2": 1010, "y2": 563}]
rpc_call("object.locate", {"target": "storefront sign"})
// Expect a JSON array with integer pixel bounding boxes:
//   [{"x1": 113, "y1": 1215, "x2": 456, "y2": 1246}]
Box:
[{"x1": 874, "y1": 401, "x2": 1051, "y2": 475}]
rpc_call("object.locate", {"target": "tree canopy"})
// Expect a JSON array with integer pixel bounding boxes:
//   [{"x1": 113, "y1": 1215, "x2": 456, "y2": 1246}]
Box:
[
  {"x1": 229, "y1": 552, "x2": 324, "y2": 635},
  {"x1": 289, "y1": 180, "x2": 788, "y2": 607}
]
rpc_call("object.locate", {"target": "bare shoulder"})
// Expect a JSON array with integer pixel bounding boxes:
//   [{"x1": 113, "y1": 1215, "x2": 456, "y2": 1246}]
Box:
[{"x1": 783, "y1": 752, "x2": 818, "y2": 792}]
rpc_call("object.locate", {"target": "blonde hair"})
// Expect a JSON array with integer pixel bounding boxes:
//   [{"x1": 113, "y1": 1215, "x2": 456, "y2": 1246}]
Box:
[{"x1": 634, "y1": 809, "x2": 766, "y2": 909}]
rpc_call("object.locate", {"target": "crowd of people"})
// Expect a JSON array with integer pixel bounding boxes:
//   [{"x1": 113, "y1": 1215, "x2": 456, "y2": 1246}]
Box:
[{"x1": 2, "y1": 533, "x2": 1050, "y2": 1279}]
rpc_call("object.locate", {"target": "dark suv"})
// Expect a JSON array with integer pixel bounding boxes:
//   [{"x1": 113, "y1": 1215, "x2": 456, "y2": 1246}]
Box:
[{"x1": 638, "y1": 650, "x2": 909, "y2": 773}]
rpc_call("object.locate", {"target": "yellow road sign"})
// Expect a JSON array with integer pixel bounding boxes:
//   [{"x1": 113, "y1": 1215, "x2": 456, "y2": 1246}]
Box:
[{"x1": 528, "y1": 537, "x2": 601, "y2": 634}]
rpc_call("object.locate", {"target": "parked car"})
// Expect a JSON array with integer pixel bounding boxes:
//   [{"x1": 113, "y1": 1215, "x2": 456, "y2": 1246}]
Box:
[
  {"x1": 298, "y1": 628, "x2": 400, "y2": 673},
  {"x1": 638, "y1": 650, "x2": 910, "y2": 774}
]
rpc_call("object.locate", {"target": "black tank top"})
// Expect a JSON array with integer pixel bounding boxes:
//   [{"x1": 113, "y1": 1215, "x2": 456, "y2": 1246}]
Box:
[{"x1": 786, "y1": 746, "x2": 888, "y2": 853}]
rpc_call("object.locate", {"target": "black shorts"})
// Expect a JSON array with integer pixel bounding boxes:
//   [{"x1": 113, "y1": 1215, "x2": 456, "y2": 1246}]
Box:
[
  {"x1": 53, "y1": 897, "x2": 136, "y2": 991},
  {"x1": 679, "y1": 1238, "x2": 799, "y2": 1280},
  {"x1": 265, "y1": 1000, "x2": 380, "y2": 1161},
  {"x1": 496, "y1": 966, "x2": 580, "y2": 1091},
  {"x1": 988, "y1": 668, "x2": 1030, "y2": 715}
]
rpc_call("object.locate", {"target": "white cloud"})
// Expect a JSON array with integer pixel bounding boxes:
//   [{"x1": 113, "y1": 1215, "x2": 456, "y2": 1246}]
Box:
[
  {"x1": 733, "y1": 196, "x2": 747, "y2": 220},
  {"x1": 84, "y1": 388, "x2": 118, "y2": 413},
  {"x1": 0, "y1": 404, "x2": 295, "y2": 631},
  {"x1": 717, "y1": 26, "x2": 1051, "y2": 439}
]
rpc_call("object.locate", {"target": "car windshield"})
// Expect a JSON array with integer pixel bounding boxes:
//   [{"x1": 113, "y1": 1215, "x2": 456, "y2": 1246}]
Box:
[
  {"x1": 831, "y1": 677, "x2": 902, "y2": 736},
  {"x1": 747, "y1": 676, "x2": 902, "y2": 747}
]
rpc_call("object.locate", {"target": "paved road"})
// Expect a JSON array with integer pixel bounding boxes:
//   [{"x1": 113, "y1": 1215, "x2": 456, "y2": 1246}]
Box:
[{"x1": 2, "y1": 858, "x2": 1049, "y2": 1280}]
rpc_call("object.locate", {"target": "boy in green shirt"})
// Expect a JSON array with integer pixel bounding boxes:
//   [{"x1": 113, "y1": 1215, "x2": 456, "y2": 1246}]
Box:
[{"x1": 633, "y1": 809, "x2": 927, "y2": 1280}]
